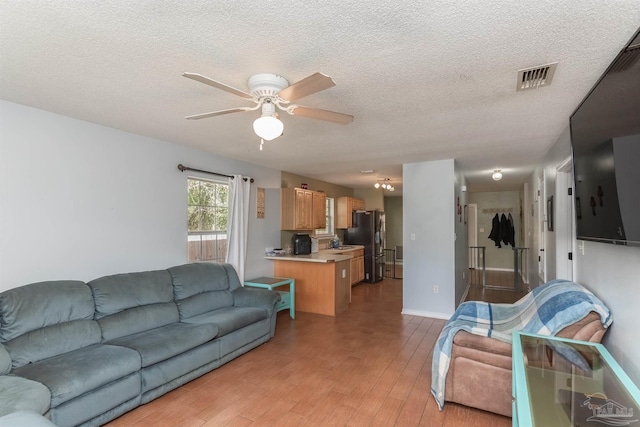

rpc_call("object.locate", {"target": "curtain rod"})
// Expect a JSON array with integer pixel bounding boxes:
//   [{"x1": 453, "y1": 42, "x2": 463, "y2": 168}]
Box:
[{"x1": 177, "y1": 164, "x2": 254, "y2": 183}]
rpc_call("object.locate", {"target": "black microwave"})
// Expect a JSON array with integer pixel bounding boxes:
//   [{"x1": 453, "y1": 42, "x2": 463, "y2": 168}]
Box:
[{"x1": 292, "y1": 234, "x2": 312, "y2": 255}]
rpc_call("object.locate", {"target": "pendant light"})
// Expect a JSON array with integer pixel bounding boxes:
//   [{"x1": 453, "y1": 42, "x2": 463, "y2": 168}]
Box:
[{"x1": 374, "y1": 178, "x2": 394, "y2": 191}]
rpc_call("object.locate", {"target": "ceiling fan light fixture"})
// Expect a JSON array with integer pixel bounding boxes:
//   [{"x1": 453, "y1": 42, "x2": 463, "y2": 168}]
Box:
[
  {"x1": 492, "y1": 170, "x2": 503, "y2": 181},
  {"x1": 253, "y1": 115, "x2": 283, "y2": 141},
  {"x1": 253, "y1": 101, "x2": 283, "y2": 141},
  {"x1": 374, "y1": 182, "x2": 380, "y2": 189}
]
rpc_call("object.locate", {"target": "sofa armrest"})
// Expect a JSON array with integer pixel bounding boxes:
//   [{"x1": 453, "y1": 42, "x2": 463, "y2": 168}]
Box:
[
  {"x1": 232, "y1": 287, "x2": 281, "y2": 316},
  {"x1": 0, "y1": 410, "x2": 58, "y2": 427}
]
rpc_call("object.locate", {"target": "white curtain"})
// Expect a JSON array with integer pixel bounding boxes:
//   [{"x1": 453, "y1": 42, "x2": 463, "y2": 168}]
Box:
[{"x1": 226, "y1": 174, "x2": 251, "y2": 283}]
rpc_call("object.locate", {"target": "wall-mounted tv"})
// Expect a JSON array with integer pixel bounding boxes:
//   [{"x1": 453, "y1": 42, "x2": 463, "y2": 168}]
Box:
[{"x1": 570, "y1": 28, "x2": 640, "y2": 247}]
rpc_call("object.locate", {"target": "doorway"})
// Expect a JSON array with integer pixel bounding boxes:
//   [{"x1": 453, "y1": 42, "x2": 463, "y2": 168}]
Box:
[
  {"x1": 555, "y1": 157, "x2": 574, "y2": 281},
  {"x1": 537, "y1": 173, "x2": 546, "y2": 283},
  {"x1": 467, "y1": 203, "x2": 478, "y2": 269}
]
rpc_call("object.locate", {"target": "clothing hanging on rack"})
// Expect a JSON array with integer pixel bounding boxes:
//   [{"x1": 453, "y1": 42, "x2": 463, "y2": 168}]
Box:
[
  {"x1": 508, "y1": 213, "x2": 515, "y2": 247},
  {"x1": 489, "y1": 213, "x2": 515, "y2": 248},
  {"x1": 488, "y1": 213, "x2": 502, "y2": 248},
  {"x1": 500, "y1": 213, "x2": 510, "y2": 245}
]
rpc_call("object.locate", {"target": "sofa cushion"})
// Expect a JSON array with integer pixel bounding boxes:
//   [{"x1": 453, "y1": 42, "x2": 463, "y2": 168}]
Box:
[
  {"x1": 89, "y1": 270, "x2": 180, "y2": 341},
  {"x1": 169, "y1": 263, "x2": 243, "y2": 320},
  {"x1": 181, "y1": 307, "x2": 267, "y2": 337},
  {"x1": 97, "y1": 302, "x2": 179, "y2": 342},
  {"x1": 175, "y1": 290, "x2": 234, "y2": 320},
  {"x1": 106, "y1": 322, "x2": 217, "y2": 367},
  {"x1": 0, "y1": 344, "x2": 11, "y2": 375},
  {"x1": 13, "y1": 344, "x2": 141, "y2": 407},
  {"x1": 0, "y1": 376, "x2": 51, "y2": 417},
  {"x1": 0, "y1": 280, "x2": 93, "y2": 342},
  {"x1": 89, "y1": 270, "x2": 174, "y2": 319},
  {"x1": 5, "y1": 319, "x2": 101, "y2": 369}
]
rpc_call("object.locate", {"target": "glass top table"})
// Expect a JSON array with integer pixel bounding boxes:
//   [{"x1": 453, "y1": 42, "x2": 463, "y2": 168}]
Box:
[{"x1": 512, "y1": 331, "x2": 640, "y2": 427}]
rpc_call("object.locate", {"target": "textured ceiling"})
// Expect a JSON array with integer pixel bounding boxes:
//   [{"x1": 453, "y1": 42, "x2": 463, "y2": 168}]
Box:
[{"x1": 1, "y1": 1, "x2": 639, "y2": 193}]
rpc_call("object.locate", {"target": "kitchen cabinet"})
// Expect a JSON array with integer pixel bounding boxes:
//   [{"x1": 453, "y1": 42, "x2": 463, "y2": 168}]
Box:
[
  {"x1": 336, "y1": 197, "x2": 366, "y2": 229},
  {"x1": 271, "y1": 258, "x2": 351, "y2": 316},
  {"x1": 349, "y1": 248, "x2": 365, "y2": 286},
  {"x1": 281, "y1": 188, "x2": 326, "y2": 230},
  {"x1": 312, "y1": 191, "x2": 326, "y2": 229}
]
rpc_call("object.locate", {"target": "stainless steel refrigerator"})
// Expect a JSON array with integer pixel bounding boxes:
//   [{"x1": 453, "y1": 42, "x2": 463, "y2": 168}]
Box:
[{"x1": 343, "y1": 210, "x2": 385, "y2": 283}]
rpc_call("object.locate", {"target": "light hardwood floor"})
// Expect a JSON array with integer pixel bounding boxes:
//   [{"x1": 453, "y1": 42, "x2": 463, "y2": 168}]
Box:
[{"x1": 105, "y1": 278, "x2": 512, "y2": 427}]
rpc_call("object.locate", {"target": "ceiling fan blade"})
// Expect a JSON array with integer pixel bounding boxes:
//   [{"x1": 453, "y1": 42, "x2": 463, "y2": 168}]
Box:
[
  {"x1": 183, "y1": 72, "x2": 254, "y2": 100},
  {"x1": 290, "y1": 106, "x2": 354, "y2": 124},
  {"x1": 185, "y1": 107, "x2": 252, "y2": 120},
  {"x1": 278, "y1": 72, "x2": 336, "y2": 102}
]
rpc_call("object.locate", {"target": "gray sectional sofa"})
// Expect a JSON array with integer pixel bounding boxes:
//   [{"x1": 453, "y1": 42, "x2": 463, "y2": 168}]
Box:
[{"x1": 0, "y1": 263, "x2": 280, "y2": 427}]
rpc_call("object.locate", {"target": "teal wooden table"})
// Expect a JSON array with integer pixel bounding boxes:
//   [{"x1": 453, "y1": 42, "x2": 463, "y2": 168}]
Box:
[{"x1": 244, "y1": 276, "x2": 295, "y2": 319}]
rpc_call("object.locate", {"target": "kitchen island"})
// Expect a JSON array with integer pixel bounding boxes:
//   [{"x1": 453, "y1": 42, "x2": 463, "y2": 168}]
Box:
[{"x1": 265, "y1": 249, "x2": 358, "y2": 316}]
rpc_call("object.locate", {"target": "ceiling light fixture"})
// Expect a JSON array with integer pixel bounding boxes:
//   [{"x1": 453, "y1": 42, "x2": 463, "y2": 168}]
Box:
[
  {"x1": 492, "y1": 170, "x2": 503, "y2": 181},
  {"x1": 375, "y1": 178, "x2": 394, "y2": 191},
  {"x1": 253, "y1": 101, "x2": 283, "y2": 141}
]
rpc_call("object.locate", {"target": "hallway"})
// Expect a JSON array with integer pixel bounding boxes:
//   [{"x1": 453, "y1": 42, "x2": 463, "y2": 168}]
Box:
[{"x1": 466, "y1": 269, "x2": 529, "y2": 304}]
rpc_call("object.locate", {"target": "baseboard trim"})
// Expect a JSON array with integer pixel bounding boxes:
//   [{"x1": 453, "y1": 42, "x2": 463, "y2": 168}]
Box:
[
  {"x1": 401, "y1": 309, "x2": 452, "y2": 320},
  {"x1": 485, "y1": 267, "x2": 515, "y2": 272}
]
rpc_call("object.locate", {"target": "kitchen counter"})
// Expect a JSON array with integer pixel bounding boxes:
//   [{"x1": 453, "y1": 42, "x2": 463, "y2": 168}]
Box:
[
  {"x1": 267, "y1": 253, "x2": 353, "y2": 316},
  {"x1": 318, "y1": 244, "x2": 364, "y2": 254},
  {"x1": 264, "y1": 252, "x2": 354, "y2": 263}
]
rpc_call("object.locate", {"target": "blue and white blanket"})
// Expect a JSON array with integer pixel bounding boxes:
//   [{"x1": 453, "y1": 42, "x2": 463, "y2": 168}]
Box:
[{"x1": 431, "y1": 279, "x2": 612, "y2": 410}]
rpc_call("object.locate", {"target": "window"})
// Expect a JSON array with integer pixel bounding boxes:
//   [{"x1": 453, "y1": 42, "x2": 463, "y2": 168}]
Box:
[
  {"x1": 187, "y1": 178, "x2": 228, "y2": 263},
  {"x1": 315, "y1": 197, "x2": 335, "y2": 237}
]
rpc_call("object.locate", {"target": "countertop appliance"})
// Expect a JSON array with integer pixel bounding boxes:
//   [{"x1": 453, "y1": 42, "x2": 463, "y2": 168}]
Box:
[
  {"x1": 343, "y1": 210, "x2": 385, "y2": 283},
  {"x1": 291, "y1": 233, "x2": 312, "y2": 255}
]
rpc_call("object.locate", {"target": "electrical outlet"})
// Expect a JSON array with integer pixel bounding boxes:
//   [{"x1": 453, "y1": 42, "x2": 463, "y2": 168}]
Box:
[
  {"x1": 342, "y1": 269, "x2": 346, "y2": 279},
  {"x1": 433, "y1": 285, "x2": 439, "y2": 294}
]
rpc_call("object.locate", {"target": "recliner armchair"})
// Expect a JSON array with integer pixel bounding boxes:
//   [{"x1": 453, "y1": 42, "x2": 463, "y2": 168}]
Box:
[{"x1": 444, "y1": 311, "x2": 607, "y2": 417}]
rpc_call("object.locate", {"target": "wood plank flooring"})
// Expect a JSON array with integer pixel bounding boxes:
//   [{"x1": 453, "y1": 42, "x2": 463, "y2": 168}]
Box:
[
  {"x1": 466, "y1": 270, "x2": 529, "y2": 304},
  {"x1": 104, "y1": 278, "x2": 512, "y2": 427}
]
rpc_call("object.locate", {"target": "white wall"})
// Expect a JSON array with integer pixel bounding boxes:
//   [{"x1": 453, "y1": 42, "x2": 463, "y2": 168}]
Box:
[
  {"x1": 0, "y1": 101, "x2": 281, "y2": 290},
  {"x1": 526, "y1": 123, "x2": 640, "y2": 385},
  {"x1": 402, "y1": 159, "x2": 456, "y2": 318}
]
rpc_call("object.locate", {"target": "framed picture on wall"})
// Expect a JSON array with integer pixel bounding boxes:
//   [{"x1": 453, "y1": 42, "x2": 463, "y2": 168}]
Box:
[{"x1": 547, "y1": 195, "x2": 554, "y2": 231}]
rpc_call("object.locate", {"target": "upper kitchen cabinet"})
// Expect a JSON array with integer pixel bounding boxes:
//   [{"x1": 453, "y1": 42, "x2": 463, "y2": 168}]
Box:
[
  {"x1": 312, "y1": 191, "x2": 327, "y2": 229},
  {"x1": 281, "y1": 188, "x2": 326, "y2": 230},
  {"x1": 336, "y1": 196, "x2": 366, "y2": 228}
]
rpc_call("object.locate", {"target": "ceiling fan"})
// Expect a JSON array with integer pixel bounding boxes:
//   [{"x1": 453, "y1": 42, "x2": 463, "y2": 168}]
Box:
[{"x1": 183, "y1": 72, "x2": 354, "y2": 142}]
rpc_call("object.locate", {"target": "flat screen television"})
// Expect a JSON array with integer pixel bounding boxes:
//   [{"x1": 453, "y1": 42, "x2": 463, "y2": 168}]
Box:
[{"x1": 570, "y1": 28, "x2": 640, "y2": 246}]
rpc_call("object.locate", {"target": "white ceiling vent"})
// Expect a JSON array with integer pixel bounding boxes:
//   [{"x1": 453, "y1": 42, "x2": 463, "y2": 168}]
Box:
[{"x1": 516, "y1": 62, "x2": 558, "y2": 91}]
